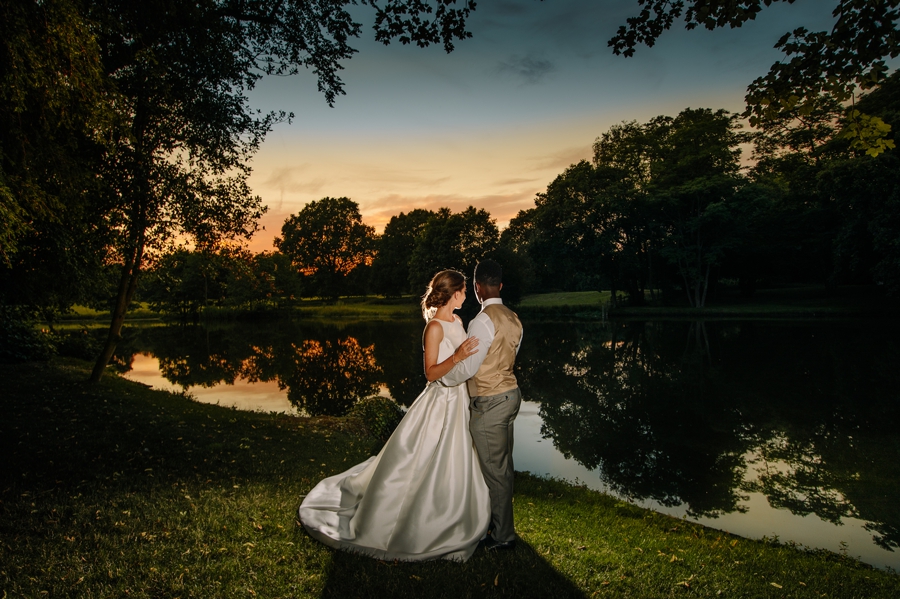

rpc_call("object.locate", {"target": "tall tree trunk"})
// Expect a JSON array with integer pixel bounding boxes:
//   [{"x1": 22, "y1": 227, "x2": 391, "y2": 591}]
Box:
[
  {"x1": 610, "y1": 277, "x2": 618, "y2": 309},
  {"x1": 89, "y1": 237, "x2": 145, "y2": 382},
  {"x1": 679, "y1": 260, "x2": 694, "y2": 307},
  {"x1": 700, "y1": 263, "x2": 711, "y2": 308}
]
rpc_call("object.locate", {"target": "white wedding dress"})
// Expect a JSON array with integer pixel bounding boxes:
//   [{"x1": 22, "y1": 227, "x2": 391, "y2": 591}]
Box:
[{"x1": 298, "y1": 317, "x2": 491, "y2": 561}]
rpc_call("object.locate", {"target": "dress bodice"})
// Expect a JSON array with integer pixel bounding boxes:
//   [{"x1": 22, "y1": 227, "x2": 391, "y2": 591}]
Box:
[{"x1": 430, "y1": 317, "x2": 467, "y2": 365}]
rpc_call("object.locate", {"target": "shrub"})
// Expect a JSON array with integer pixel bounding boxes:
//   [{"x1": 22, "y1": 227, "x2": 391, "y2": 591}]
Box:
[
  {"x1": 348, "y1": 396, "x2": 405, "y2": 441},
  {"x1": 55, "y1": 329, "x2": 101, "y2": 361},
  {"x1": 0, "y1": 310, "x2": 55, "y2": 363}
]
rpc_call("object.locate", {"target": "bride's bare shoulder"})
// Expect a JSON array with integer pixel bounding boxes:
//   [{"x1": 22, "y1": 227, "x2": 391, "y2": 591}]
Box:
[{"x1": 423, "y1": 319, "x2": 445, "y2": 342}]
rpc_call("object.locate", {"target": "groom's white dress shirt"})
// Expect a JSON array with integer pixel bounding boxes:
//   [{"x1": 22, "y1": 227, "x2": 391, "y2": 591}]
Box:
[{"x1": 441, "y1": 298, "x2": 523, "y2": 388}]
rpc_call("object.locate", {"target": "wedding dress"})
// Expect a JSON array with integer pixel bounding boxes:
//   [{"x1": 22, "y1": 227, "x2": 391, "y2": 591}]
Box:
[{"x1": 298, "y1": 317, "x2": 490, "y2": 561}]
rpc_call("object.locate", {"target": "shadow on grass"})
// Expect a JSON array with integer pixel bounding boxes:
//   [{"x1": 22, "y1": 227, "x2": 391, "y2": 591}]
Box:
[{"x1": 319, "y1": 540, "x2": 587, "y2": 599}]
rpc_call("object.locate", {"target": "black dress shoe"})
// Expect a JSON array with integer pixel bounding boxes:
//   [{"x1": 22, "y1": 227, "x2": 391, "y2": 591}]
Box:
[{"x1": 483, "y1": 537, "x2": 516, "y2": 552}]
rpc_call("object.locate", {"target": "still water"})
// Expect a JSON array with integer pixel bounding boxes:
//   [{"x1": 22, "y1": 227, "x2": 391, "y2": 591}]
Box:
[{"x1": 116, "y1": 317, "x2": 900, "y2": 570}]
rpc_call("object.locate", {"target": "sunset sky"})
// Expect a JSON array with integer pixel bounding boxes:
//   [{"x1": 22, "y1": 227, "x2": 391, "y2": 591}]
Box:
[{"x1": 244, "y1": 0, "x2": 837, "y2": 252}]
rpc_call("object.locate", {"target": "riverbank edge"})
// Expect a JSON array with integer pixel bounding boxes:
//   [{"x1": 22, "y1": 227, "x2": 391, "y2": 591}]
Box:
[
  {"x1": 54, "y1": 286, "x2": 895, "y2": 324},
  {"x1": 2, "y1": 358, "x2": 897, "y2": 598}
]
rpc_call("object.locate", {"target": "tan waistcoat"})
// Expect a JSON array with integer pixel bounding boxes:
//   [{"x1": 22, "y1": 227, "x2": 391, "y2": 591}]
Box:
[{"x1": 467, "y1": 303, "x2": 522, "y2": 397}]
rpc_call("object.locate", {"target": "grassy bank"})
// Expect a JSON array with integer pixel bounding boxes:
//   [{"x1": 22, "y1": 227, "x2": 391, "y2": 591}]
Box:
[
  {"x1": 610, "y1": 285, "x2": 894, "y2": 319},
  {"x1": 65, "y1": 303, "x2": 161, "y2": 321},
  {"x1": 60, "y1": 297, "x2": 421, "y2": 324},
  {"x1": 57, "y1": 286, "x2": 894, "y2": 325},
  {"x1": 2, "y1": 360, "x2": 897, "y2": 598}
]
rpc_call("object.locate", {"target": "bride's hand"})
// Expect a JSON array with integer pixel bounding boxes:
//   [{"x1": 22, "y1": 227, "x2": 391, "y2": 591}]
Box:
[{"x1": 452, "y1": 337, "x2": 479, "y2": 364}]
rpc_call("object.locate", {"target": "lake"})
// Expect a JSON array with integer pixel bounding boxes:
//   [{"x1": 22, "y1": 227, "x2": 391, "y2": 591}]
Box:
[{"x1": 115, "y1": 316, "x2": 900, "y2": 570}]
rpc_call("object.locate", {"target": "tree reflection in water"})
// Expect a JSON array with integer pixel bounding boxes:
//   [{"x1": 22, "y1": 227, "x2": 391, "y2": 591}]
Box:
[
  {"x1": 277, "y1": 338, "x2": 381, "y2": 416},
  {"x1": 117, "y1": 321, "x2": 384, "y2": 416},
  {"x1": 115, "y1": 318, "x2": 900, "y2": 552},
  {"x1": 518, "y1": 320, "x2": 900, "y2": 551}
]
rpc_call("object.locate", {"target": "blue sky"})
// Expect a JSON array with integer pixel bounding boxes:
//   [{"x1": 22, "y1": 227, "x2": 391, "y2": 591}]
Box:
[{"x1": 245, "y1": 0, "x2": 839, "y2": 251}]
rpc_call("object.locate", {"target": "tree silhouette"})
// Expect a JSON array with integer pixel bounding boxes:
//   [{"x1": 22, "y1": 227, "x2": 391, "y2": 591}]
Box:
[{"x1": 276, "y1": 197, "x2": 376, "y2": 300}]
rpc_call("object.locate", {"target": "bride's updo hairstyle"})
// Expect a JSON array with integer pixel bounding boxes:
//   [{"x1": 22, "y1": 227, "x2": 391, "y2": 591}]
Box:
[{"x1": 421, "y1": 270, "x2": 466, "y2": 321}]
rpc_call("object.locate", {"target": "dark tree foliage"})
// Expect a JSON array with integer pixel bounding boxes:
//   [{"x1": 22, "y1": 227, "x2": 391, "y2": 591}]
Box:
[
  {"x1": 407, "y1": 206, "x2": 499, "y2": 303},
  {"x1": 370, "y1": 208, "x2": 435, "y2": 297},
  {"x1": 516, "y1": 108, "x2": 750, "y2": 307},
  {"x1": 611, "y1": 0, "x2": 900, "y2": 154},
  {"x1": 526, "y1": 161, "x2": 612, "y2": 294},
  {"x1": 0, "y1": 0, "x2": 118, "y2": 319},
  {"x1": 0, "y1": 0, "x2": 112, "y2": 265},
  {"x1": 276, "y1": 197, "x2": 376, "y2": 300},
  {"x1": 745, "y1": 70, "x2": 900, "y2": 294}
]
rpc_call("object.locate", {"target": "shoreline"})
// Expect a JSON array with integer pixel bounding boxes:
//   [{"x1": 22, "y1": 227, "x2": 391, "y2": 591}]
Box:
[{"x1": 50, "y1": 285, "x2": 895, "y2": 324}]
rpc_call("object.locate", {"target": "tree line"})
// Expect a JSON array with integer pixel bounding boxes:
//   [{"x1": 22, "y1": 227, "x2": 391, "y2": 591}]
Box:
[
  {"x1": 137, "y1": 201, "x2": 511, "y2": 315},
  {"x1": 510, "y1": 76, "x2": 900, "y2": 307},
  {"x1": 136, "y1": 70, "x2": 900, "y2": 313}
]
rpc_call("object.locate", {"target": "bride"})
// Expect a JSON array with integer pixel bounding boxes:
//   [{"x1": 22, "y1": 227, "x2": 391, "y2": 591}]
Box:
[{"x1": 298, "y1": 270, "x2": 491, "y2": 561}]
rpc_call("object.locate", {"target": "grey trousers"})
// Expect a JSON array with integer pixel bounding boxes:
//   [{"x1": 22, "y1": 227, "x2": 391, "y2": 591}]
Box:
[{"x1": 469, "y1": 386, "x2": 522, "y2": 543}]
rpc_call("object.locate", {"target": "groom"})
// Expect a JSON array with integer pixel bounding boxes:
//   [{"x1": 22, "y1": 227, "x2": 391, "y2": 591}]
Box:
[{"x1": 442, "y1": 259, "x2": 523, "y2": 551}]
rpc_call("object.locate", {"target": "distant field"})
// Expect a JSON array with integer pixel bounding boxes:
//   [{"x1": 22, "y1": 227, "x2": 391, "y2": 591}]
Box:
[
  {"x1": 58, "y1": 286, "x2": 891, "y2": 322},
  {"x1": 65, "y1": 303, "x2": 159, "y2": 320},
  {"x1": 518, "y1": 291, "x2": 609, "y2": 307},
  {"x1": 612, "y1": 285, "x2": 892, "y2": 318}
]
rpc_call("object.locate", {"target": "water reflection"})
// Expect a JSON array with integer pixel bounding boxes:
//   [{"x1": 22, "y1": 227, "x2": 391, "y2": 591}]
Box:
[
  {"x1": 116, "y1": 321, "x2": 421, "y2": 415},
  {"x1": 114, "y1": 317, "x2": 900, "y2": 566},
  {"x1": 517, "y1": 320, "x2": 900, "y2": 553}
]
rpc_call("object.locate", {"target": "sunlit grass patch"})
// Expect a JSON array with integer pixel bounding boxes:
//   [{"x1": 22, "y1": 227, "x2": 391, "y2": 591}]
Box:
[
  {"x1": 66, "y1": 303, "x2": 160, "y2": 321},
  {"x1": 519, "y1": 291, "x2": 609, "y2": 307}
]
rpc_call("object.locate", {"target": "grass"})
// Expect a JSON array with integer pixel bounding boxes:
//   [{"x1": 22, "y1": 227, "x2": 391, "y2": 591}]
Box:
[
  {"x1": 2, "y1": 359, "x2": 898, "y2": 598},
  {"x1": 292, "y1": 297, "x2": 420, "y2": 321},
  {"x1": 64, "y1": 303, "x2": 161, "y2": 321},
  {"x1": 57, "y1": 286, "x2": 892, "y2": 325},
  {"x1": 61, "y1": 297, "x2": 421, "y2": 324},
  {"x1": 518, "y1": 291, "x2": 609, "y2": 308},
  {"x1": 612, "y1": 285, "x2": 894, "y2": 319}
]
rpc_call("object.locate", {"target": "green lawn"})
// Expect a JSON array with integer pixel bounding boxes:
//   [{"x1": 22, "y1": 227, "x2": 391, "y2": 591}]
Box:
[
  {"x1": 518, "y1": 291, "x2": 609, "y2": 308},
  {"x1": 611, "y1": 285, "x2": 894, "y2": 318},
  {"x1": 66, "y1": 303, "x2": 161, "y2": 321},
  {"x1": 2, "y1": 359, "x2": 898, "y2": 598},
  {"x1": 59, "y1": 286, "x2": 892, "y2": 324}
]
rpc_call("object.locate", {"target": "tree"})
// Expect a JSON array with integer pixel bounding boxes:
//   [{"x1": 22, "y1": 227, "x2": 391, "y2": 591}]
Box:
[
  {"x1": 251, "y1": 251, "x2": 304, "y2": 306},
  {"x1": 142, "y1": 249, "x2": 227, "y2": 318},
  {"x1": 527, "y1": 161, "x2": 612, "y2": 294},
  {"x1": 0, "y1": 0, "x2": 113, "y2": 267},
  {"x1": 648, "y1": 108, "x2": 749, "y2": 307},
  {"x1": 370, "y1": 209, "x2": 435, "y2": 297},
  {"x1": 513, "y1": 108, "x2": 751, "y2": 307},
  {"x1": 611, "y1": 0, "x2": 900, "y2": 154},
  {"x1": 407, "y1": 206, "x2": 499, "y2": 297},
  {"x1": 275, "y1": 197, "x2": 376, "y2": 300},
  {"x1": 0, "y1": 0, "x2": 119, "y2": 322}
]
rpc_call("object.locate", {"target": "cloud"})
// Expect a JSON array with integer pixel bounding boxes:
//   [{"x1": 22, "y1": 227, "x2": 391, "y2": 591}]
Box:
[
  {"x1": 496, "y1": 54, "x2": 556, "y2": 84},
  {"x1": 259, "y1": 166, "x2": 327, "y2": 196},
  {"x1": 494, "y1": 177, "x2": 540, "y2": 186},
  {"x1": 531, "y1": 145, "x2": 593, "y2": 170}
]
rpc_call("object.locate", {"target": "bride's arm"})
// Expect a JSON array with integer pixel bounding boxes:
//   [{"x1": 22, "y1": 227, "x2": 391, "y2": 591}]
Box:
[
  {"x1": 440, "y1": 314, "x2": 491, "y2": 386},
  {"x1": 423, "y1": 321, "x2": 479, "y2": 382}
]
